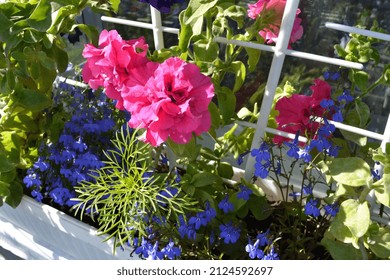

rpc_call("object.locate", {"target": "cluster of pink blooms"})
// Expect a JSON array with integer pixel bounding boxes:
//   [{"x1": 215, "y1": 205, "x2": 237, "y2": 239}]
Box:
[
  {"x1": 82, "y1": 30, "x2": 214, "y2": 146},
  {"x1": 273, "y1": 79, "x2": 333, "y2": 145},
  {"x1": 247, "y1": 0, "x2": 303, "y2": 46}
]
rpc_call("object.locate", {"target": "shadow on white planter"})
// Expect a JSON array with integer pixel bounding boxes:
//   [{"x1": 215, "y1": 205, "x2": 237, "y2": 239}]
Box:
[{"x1": 0, "y1": 196, "x2": 138, "y2": 260}]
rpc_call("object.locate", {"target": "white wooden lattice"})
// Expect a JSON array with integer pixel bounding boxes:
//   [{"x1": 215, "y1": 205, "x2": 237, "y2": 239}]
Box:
[{"x1": 100, "y1": 0, "x2": 390, "y2": 179}]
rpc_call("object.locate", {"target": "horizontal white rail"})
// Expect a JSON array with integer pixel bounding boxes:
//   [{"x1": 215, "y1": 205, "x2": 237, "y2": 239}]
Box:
[
  {"x1": 214, "y1": 37, "x2": 364, "y2": 69},
  {"x1": 325, "y1": 22, "x2": 390, "y2": 42},
  {"x1": 101, "y1": 16, "x2": 179, "y2": 34}
]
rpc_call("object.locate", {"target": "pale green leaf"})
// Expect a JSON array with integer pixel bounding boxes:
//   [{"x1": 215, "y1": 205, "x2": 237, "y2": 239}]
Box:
[{"x1": 329, "y1": 157, "x2": 372, "y2": 187}]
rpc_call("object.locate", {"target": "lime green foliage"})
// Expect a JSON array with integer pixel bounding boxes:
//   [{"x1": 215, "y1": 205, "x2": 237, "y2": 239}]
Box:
[
  {"x1": 320, "y1": 151, "x2": 390, "y2": 259},
  {"x1": 0, "y1": 0, "x2": 117, "y2": 207},
  {"x1": 72, "y1": 127, "x2": 198, "y2": 250}
]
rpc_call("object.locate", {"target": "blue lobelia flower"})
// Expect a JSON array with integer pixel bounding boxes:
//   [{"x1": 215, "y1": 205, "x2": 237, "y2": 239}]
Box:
[
  {"x1": 324, "y1": 203, "x2": 339, "y2": 217},
  {"x1": 178, "y1": 215, "x2": 197, "y2": 240},
  {"x1": 303, "y1": 184, "x2": 313, "y2": 195},
  {"x1": 285, "y1": 133, "x2": 300, "y2": 160},
  {"x1": 245, "y1": 239, "x2": 264, "y2": 259},
  {"x1": 237, "y1": 151, "x2": 250, "y2": 166},
  {"x1": 256, "y1": 230, "x2": 271, "y2": 247},
  {"x1": 218, "y1": 195, "x2": 234, "y2": 213},
  {"x1": 323, "y1": 71, "x2": 340, "y2": 81},
  {"x1": 188, "y1": 213, "x2": 208, "y2": 230},
  {"x1": 203, "y1": 201, "x2": 217, "y2": 223},
  {"x1": 237, "y1": 185, "x2": 253, "y2": 201},
  {"x1": 337, "y1": 90, "x2": 354, "y2": 104},
  {"x1": 31, "y1": 189, "x2": 43, "y2": 202},
  {"x1": 254, "y1": 161, "x2": 270, "y2": 179},
  {"x1": 304, "y1": 199, "x2": 321, "y2": 217},
  {"x1": 262, "y1": 246, "x2": 279, "y2": 260},
  {"x1": 161, "y1": 240, "x2": 181, "y2": 260},
  {"x1": 138, "y1": 0, "x2": 185, "y2": 13},
  {"x1": 298, "y1": 145, "x2": 312, "y2": 163},
  {"x1": 251, "y1": 142, "x2": 271, "y2": 163},
  {"x1": 147, "y1": 241, "x2": 164, "y2": 260},
  {"x1": 219, "y1": 222, "x2": 241, "y2": 244},
  {"x1": 135, "y1": 237, "x2": 152, "y2": 258}
]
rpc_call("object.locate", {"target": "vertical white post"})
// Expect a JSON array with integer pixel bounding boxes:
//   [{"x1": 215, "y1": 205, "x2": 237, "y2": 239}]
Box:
[
  {"x1": 150, "y1": 6, "x2": 164, "y2": 50},
  {"x1": 244, "y1": 0, "x2": 301, "y2": 180}
]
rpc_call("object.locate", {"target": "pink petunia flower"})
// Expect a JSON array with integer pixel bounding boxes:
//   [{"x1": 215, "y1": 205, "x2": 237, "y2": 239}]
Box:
[
  {"x1": 273, "y1": 79, "x2": 332, "y2": 145},
  {"x1": 122, "y1": 57, "x2": 215, "y2": 146},
  {"x1": 82, "y1": 30, "x2": 149, "y2": 110},
  {"x1": 247, "y1": 0, "x2": 303, "y2": 46}
]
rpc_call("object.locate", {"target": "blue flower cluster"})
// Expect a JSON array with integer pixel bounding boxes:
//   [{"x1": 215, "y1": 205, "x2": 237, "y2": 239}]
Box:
[
  {"x1": 245, "y1": 230, "x2": 279, "y2": 260},
  {"x1": 138, "y1": 0, "x2": 185, "y2": 13},
  {"x1": 134, "y1": 237, "x2": 181, "y2": 260},
  {"x1": 251, "y1": 88, "x2": 354, "y2": 180},
  {"x1": 23, "y1": 82, "x2": 123, "y2": 207}
]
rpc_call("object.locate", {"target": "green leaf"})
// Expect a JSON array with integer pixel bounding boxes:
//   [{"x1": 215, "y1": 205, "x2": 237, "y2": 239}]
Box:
[
  {"x1": 0, "y1": 153, "x2": 15, "y2": 172},
  {"x1": 5, "y1": 181, "x2": 23, "y2": 208},
  {"x1": 329, "y1": 157, "x2": 372, "y2": 187},
  {"x1": 12, "y1": 87, "x2": 52, "y2": 111},
  {"x1": 0, "y1": 169, "x2": 16, "y2": 184},
  {"x1": 217, "y1": 162, "x2": 233, "y2": 179},
  {"x1": 353, "y1": 70, "x2": 369, "y2": 92},
  {"x1": 217, "y1": 86, "x2": 236, "y2": 124},
  {"x1": 228, "y1": 61, "x2": 246, "y2": 93},
  {"x1": 184, "y1": 0, "x2": 218, "y2": 26},
  {"x1": 368, "y1": 227, "x2": 390, "y2": 259},
  {"x1": 190, "y1": 172, "x2": 222, "y2": 187},
  {"x1": 374, "y1": 172, "x2": 390, "y2": 207},
  {"x1": 330, "y1": 199, "x2": 370, "y2": 240},
  {"x1": 27, "y1": 0, "x2": 52, "y2": 32},
  {"x1": 109, "y1": 0, "x2": 120, "y2": 12},
  {"x1": 0, "y1": 131, "x2": 23, "y2": 165},
  {"x1": 230, "y1": 193, "x2": 247, "y2": 211},
  {"x1": 340, "y1": 130, "x2": 367, "y2": 146},
  {"x1": 49, "y1": 42, "x2": 69, "y2": 73},
  {"x1": 193, "y1": 39, "x2": 219, "y2": 62},
  {"x1": 321, "y1": 231, "x2": 362, "y2": 260},
  {"x1": 178, "y1": 0, "x2": 218, "y2": 51},
  {"x1": 0, "y1": 181, "x2": 11, "y2": 198},
  {"x1": 248, "y1": 196, "x2": 271, "y2": 220},
  {"x1": 223, "y1": 4, "x2": 246, "y2": 28},
  {"x1": 208, "y1": 101, "x2": 221, "y2": 131},
  {"x1": 74, "y1": 24, "x2": 99, "y2": 46},
  {"x1": 0, "y1": 10, "x2": 14, "y2": 42}
]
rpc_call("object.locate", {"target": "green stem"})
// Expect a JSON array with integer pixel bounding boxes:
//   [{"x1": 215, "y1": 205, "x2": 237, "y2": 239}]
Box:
[
  {"x1": 359, "y1": 239, "x2": 368, "y2": 260},
  {"x1": 359, "y1": 76, "x2": 384, "y2": 99},
  {"x1": 359, "y1": 186, "x2": 372, "y2": 203}
]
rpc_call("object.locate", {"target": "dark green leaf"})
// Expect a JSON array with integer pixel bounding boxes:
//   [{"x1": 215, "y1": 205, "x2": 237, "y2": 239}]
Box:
[
  {"x1": 5, "y1": 181, "x2": 23, "y2": 208},
  {"x1": 27, "y1": 0, "x2": 52, "y2": 32},
  {"x1": 248, "y1": 196, "x2": 271, "y2": 221},
  {"x1": 217, "y1": 162, "x2": 233, "y2": 179},
  {"x1": 190, "y1": 172, "x2": 222, "y2": 187},
  {"x1": 74, "y1": 24, "x2": 99, "y2": 46},
  {"x1": 12, "y1": 86, "x2": 52, "y2": 111},
  {"x1": 353, "y1": 70, "x2": 369, "y2": 92},
  {"x1": 0, "y1": 152, "x2": 14, "y2": 172},
  {"x1": 217, "y1": 86, "x2": 236, "y2": 124}
]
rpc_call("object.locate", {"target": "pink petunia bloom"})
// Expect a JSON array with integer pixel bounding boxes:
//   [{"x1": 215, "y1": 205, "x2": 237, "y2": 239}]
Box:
[
  {"x1": 247, "y1": 0, "x2": 303, "y2": 46},
  {"x1": 122, "y1": 57, "x2": 215, "y2": 147},
  {"x1": 82, "y1": 30, "x2": 149, "y2": 109},
  {"x1": 273, "y1": 79, "x2": 332, "y2": 145}
]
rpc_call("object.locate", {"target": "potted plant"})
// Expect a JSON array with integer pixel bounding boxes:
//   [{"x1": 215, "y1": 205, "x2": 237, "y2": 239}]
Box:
[{"x1": 1, "y1": 0, "x2": 389, "y2": 260}]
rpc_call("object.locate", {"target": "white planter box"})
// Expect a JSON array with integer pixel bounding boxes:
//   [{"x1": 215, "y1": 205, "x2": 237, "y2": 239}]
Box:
[{"x1": 0, "y1": 196, "x2": 138, "y2": 260}]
